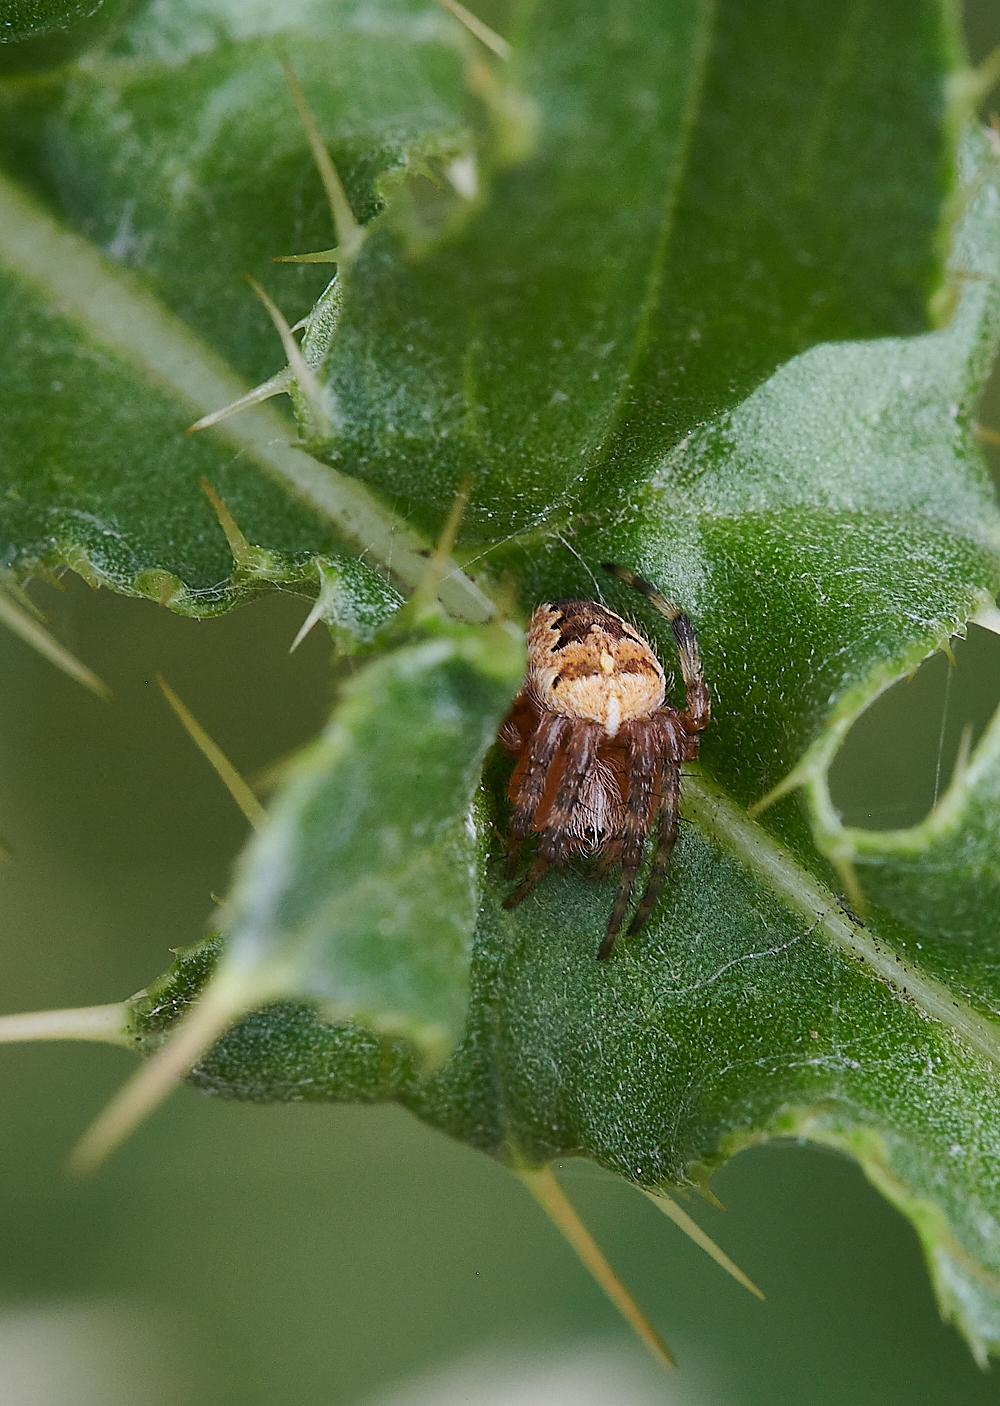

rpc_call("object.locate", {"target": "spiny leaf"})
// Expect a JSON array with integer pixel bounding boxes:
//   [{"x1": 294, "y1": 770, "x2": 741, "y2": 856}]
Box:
[
  {"x1": 70, "y1": 612, "x2": 523, "y2": 1168},
  {"x1": 298, "y1": 0, "x2": 960, "y2": 535},
  {"x1": 4, "y1": 0, "x2": 1000, "y2": 1367},
  {"x1": 218, "y1": 614, "x2": 523, "y2": 1065}
]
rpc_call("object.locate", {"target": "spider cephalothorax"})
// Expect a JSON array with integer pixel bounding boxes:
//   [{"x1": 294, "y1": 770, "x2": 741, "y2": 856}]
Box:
[{"x1": 499, "y1": 564, "x2": 709, "y2": 959}]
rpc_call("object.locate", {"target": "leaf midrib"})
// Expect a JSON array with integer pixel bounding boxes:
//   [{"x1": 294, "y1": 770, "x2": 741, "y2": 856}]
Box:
[
  {"x1": 488, "y1": 759, "x2": 1000, "y2": 1170},
  {"x1": 0, "y1": 169, "x2": 497, "y2": 623},
  {"x1": 681, "y1": 771, "x2": 1000, "y2": 1075},
  {"x1": 575, "y1": 0, "x2": 717, "y2": 509}
]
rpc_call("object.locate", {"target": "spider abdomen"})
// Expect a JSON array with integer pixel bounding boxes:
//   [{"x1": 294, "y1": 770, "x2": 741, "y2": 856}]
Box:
[{"x1": 527, "y1": 600, "x2": 666, "y2": 738}]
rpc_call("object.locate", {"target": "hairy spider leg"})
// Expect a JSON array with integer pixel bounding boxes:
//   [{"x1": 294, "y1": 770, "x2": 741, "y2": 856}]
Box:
[
  {"x1": 505, "y1": 711, "x2": 569, "y2": 878},
  {"x1": 505, "y1": 716, "x2": 597, "y2": 909},
  {"x1": 589, "y1": 822, "x2": 623, "y2": 880},
  {"x1": 598, "y1": 723, "x2": 660, "y2": 959},
  {"x1": 502, "y1": 854, "x2": 551, "y2": 910},
  {"x1": 601, "y1": 563, "x2": 710, "y2": 731},
  {"x1": 670, "y1": 610, "x2": 710, "y2": 732},
  {"x1": 537, "y1": 719, "x2": 604, "y2": 866},
  {"x1": 625, "y1": 722, "x2": 684, "y2": 937}
]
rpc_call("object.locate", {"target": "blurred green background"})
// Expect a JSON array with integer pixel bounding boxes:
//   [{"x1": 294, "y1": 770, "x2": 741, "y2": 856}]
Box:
[{"x1": 3, "y1": 4, "x2": 1000, "y2": 1404}]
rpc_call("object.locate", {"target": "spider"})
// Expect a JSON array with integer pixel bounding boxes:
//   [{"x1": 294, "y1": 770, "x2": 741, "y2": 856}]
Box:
[{"x1": 499, "y1": 563, "x2": 710, "y2": 959}]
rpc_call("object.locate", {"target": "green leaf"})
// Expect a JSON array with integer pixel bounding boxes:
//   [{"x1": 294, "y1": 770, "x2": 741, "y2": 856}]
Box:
[
  {"x1": 806, "y1": 660, "x2": 1000, "y2": 1014},
  {"x1": 0, "y1": 0, "x2": 103, "y2": 45},
  {"x1": 68, "y1": 610, "x2": 523, "y2": 1171},
  {"x1": 301, "y1": 0, "x2": 961, "y2": 534},
  {"x1": 5, "y1": 0, "x2": 1000, "y2": 1367},
  {"x1": 0, "y1": 0, "x2": 491, "y2": 618},
  {"x1": 214, "y1": 614, "x2": 524, "y2": 1068},
  {"x1": 129, "y1": 935, "x2": 420, "y2": 1103},
  {"x1": 585, "y1": 123, "x2": 1000, "y2": 810}
]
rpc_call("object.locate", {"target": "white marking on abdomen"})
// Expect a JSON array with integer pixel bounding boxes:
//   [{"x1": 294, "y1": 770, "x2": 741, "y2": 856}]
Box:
[{"x1": 604, "y1": 694, "x2": 621, "y2": 737}]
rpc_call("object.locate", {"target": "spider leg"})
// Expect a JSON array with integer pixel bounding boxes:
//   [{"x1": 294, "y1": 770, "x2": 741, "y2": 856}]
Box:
[
  {"x1": 601, "y1": 562, "x2": 709, "y2": 731},
  {"x1": 626, "y1": 743, "x2": 681, "y2": 937},
  {"x1": 670, "y1": 609, "x2": 710, "y2": 732},
  {"x1": 537, "y1": 720, "x2": 603, "y2": 866},
  {"x1": 597, "y1": 724, "x2": 658, "y2": 959},
  {"x1": 597, "y1": 859, "x2": 640, "y2": 959},
  {"x1": 505, "y1": 711, "x2": 569, "y2": 877},
  {"x1": 504, "y1": 721, "x2": 600, "y2": 911},
  {"x1": 502, "y1": 855, "x2": 550, "y2": 910},
  {"x1": 589, "y1": 848, "x2": 621, "y2": 881}
]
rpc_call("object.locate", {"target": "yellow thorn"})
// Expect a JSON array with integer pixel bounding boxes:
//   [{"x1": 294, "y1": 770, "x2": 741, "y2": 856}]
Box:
[
  {"x1": 831, "y1": 850, "x2": 867, "y2": 917},
  {"x1": 0, "y1": 572, "x2": 47, "y2": 620},
  {"x1": 416, "y1": 159, "x2": 447, "y2": 194},
  {"x1": 244, "y1": 274, "x2": 333, "y2": 441},
  {"x1": 436, "y1": 474, "x2": 474, "y2": 559},
  {"x1": 748, "y1": 765, "x2": 807, "y2": 818},
  {"x1": 693, "y1": 1170, "x2": 726, "y2": 1211},
  {"x1": 406, "y1": 475, "x2": 476, "y2": 621},
  {"x1": 641, "y1": 1189, "x2": 766, "y2": 1301},
  {"x1": 67, "y1": 979, "x2": 247, "y2": 1176},
  {"x1": 0, "y1": 589, "x2": 111, "y2": 700},
  {"x1": 290, "y1": 599, "x2": 325, "y2": 653},
  {"x1": 280, "y1": 56, "x2": 364, "y2": 259},
  {"x1": 0, "y1": 1002, "x2": 130, "y2": 1047},
  {"x1": 273, "y1": 247, "x2": 341, "y2": 265},
  {"x1": 436, "y1": 0, "x2": 512, "y2": 60},
  {"x1": 186, "y1": 368, "x2": 293, "y2": 435},
  {"x1": 492, "y1": 571, "x2": 521, "y2": 625},
  {"x1": 516, "y1": 1165, "x2": 676, "y2": 1369},
  {"x1": 156, "y1": 675, "x2": 267, "y2": 832},
  {"x1": 199, "y1": 478, "x2": 252, "y2": 565}
]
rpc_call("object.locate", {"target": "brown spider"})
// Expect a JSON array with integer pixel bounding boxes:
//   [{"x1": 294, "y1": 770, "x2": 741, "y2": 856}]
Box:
[{"x1": 499, "y1": 563, "x2": 709, "y2": 959}]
